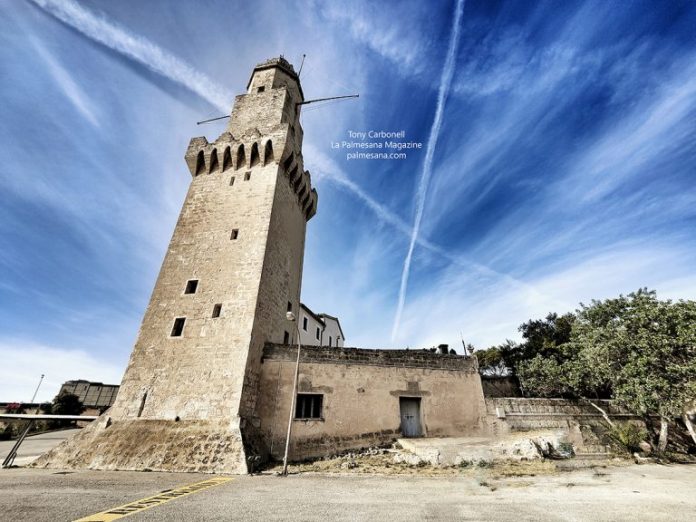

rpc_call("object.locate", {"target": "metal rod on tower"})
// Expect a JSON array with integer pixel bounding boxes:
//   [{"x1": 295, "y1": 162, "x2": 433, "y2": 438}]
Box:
[
  {"x1": 298, "y1": 54, "x2": 306, "y2": 76},
  {"x1": 196, "y1": 115, "x2": 231, "y2": 125},
  {"x1": 298, "y1": 94, "x2": 359, "y2": 106}
]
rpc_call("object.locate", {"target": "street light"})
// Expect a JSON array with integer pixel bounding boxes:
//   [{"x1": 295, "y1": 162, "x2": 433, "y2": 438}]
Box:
[{"x1": 281, "y1": 311, "x2": 302, "y2": 476}]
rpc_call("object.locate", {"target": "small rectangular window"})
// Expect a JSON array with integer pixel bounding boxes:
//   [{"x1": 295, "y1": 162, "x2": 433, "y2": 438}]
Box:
[
  {"x1": 230, "y1": 176, "x2": 235, "y2": 186},
  {"x1": 329, "y1": 336, "x2": 332, "y2": 347},
  {"x1": 287, "y1": 301, "x2": 292, "y2": 312},
  {"x1": 284, "y1": 331, "x2": 290, "y2": 344},
  {"x1": 244, "y1": 171, "x2": 251, "y2": 181},
  {"x1": 230, "y1": 229, "x2": 239, "y2": 240},
  {"x1": 257, "y1": 86, "x2": 265, "y2": 93},
  {"x1": 171, "y1": 317, "x2": 186, "y2": 337},
  {"x1": 295, "y1": 394, "x2": 323, "y2": 419},
  {"x1": 302, "y1": 317, "x2": 308, "y2": 331},
  {"x1": 316, "y1": 327, "x2": 320, "y2": 340},
  {"x1": 184, "y1": 280, "x2": 198, "y2": 294},
  {"x1": 212, "y1": 304, "x2": 222, "y2": 318}
]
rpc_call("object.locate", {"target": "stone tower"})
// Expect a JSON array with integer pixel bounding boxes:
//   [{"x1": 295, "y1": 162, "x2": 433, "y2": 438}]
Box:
[{"x1": 35, "y1": 57, "x2": 317, "y2": 474}]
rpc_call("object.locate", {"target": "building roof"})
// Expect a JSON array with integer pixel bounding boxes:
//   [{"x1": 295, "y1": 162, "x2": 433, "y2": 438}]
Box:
[
  {"x1": 318, "y1": 313, "x2": 345, "y2": 339},
  {"x1": 300, "y1": 304, "x2": 346, "y2": 342},
  {"x1": 300, "y1": 302, "x2": 325, "y2": 325}
]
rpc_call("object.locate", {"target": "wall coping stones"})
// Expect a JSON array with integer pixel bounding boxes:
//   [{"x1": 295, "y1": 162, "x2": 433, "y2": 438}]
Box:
[{"x1": 262, "y1": 343, "x2": 478, "y2": 372}]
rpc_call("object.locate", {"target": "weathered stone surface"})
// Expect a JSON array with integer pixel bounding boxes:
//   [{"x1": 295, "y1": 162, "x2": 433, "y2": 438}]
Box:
[
  {"x1": 38, "y1": 57, "x2": 315, "y2": 474},
  {"x1": 33, "y1": 417, "x2": 246, "y2": 474},
  {"x1": 256, "y1": 346, "x2": 490, "y2": 461}
]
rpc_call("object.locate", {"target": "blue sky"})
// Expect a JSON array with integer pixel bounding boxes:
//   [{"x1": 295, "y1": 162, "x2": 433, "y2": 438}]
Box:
[{"x1": 1, "y1": 0, "x2": 695, "y2": 401}]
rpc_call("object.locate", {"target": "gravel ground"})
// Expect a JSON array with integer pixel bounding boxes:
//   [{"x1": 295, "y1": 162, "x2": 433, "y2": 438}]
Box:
[{"x1": 0, "y1": 462, "x2": 694, "y2": 521}]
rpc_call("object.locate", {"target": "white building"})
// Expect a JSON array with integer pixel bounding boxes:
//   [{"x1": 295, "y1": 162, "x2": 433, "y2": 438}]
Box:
[{"x1": 298, "y1": 303, "x2": 345, "y2": 347}]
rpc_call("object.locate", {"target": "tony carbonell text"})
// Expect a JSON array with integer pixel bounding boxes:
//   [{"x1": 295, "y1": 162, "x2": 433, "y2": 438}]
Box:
[{"x1": 331, "y1": 130, "x2": 423, "y2": 160}]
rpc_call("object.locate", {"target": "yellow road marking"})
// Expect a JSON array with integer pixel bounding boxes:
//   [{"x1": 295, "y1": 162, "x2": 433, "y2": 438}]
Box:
[{"x1": 73, "y1": 477, "x2": 234, "y2": 521}]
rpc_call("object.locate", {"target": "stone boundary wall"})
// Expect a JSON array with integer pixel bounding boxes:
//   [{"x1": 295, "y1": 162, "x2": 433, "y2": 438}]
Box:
[
  {"x1": 262, "y1": 343, "x2": 479, "y2": 371},
  {"x1": 486, "y1": 398, "x2": 638, "y2": 418},
  {"x1": 485, "y1": 398, "x2": 646, "y2": 454}
]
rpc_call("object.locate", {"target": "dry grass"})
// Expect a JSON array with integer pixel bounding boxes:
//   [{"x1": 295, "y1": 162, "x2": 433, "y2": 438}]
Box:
[{"x1": 265, "y1": 452, "x2": 562, "y2": 478}]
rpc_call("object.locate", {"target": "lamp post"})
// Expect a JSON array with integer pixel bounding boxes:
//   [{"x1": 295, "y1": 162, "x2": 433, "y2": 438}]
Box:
[
  {"x1": 30, "y1": 374, "x2": 45, "y2": 406},
  {"x1": 282, "y1": 311, "x2": 302, "y2": 476}
]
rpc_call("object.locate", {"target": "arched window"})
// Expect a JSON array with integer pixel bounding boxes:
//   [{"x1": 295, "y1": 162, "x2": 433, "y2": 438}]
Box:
[
  {"x1": 236, "y1": 144, "x2": 246, "y2": 170},
  {"x1": 209, "y1": 149, "x2": 219, "y2": 173},
  {"x1": 222, "y1": 146, "x2": 232, "y2": 171},
  {"x1": 194, "y1": 150, "x2": 205, "y2": 176},
  {"x1": 250, "y1": 142, "x2": 260, "y2": 167},
  {"x1": 263, "y1": 140, "x2": 274, "y2": 165}
]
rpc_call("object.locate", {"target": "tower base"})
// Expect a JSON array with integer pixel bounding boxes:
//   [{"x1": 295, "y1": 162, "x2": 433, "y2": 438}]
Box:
[{"x1": 32, "y1": 416, "x2": 248, "y2": 474}]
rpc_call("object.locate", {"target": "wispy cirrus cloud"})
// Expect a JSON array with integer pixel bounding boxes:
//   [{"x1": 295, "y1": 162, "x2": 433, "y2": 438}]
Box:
[
  {"x1": 28, "y1": 34, "x2": 100, "y2": 127},
  {"x1": 30, "y1": 0, "x2": 233, "y2": 113}
]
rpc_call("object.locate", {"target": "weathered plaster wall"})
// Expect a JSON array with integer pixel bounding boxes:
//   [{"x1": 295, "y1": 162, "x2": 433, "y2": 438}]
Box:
[{"x1": 256, "y1": 344, "x2": 490, "y2": 460}]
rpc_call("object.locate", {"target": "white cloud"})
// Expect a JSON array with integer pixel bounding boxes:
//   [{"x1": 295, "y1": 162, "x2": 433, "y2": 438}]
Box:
[
  {"x1": 397, "y1": 243, "x2": 696, "y2": 351},
  {"x1": 28, "y1": 34, "x2": 100, "y2": 127},
  {"x1": 315, "y1": 0, "x2": 433, "y2": 76},
  {"x1": 0, "y1": 341, "x2": 125, "y2": 403},
  {"x1": 30, "y1": 0, "x2": 232, "y2": 112}
]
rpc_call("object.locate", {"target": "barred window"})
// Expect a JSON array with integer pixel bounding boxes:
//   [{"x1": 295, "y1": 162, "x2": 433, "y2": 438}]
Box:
[{"x1": 295, "y1": 394, "x2": 323, "y2": 419}]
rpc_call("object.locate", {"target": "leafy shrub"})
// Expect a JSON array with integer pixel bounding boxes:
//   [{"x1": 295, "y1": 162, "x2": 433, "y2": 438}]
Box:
[{"x1": 608, "y1": 422, "x2": 647, "y2": 453}]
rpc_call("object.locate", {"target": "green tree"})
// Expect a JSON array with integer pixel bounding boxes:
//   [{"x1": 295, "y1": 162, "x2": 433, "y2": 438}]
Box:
[
  {"x1": 52, "y1": 393, "x2": 85, "y2": 427},
  {"x1": 519, "y1": 289, "x2": 696, "y2": 451},
  {"x1": 476, "y1": 314, "x2": 576, "y2": 387}
]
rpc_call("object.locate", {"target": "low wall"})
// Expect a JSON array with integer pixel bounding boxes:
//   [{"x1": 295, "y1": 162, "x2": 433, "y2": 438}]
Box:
[{"x1": 486, "y1": 398, "x2": 644, "y2": 454}]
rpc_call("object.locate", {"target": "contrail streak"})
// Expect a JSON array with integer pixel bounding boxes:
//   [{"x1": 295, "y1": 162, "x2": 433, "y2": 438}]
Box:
[
  {"x1": 391, "y1": 0, "x2": 466, "y2": 342},
  {"x1": 314, "y1": 166, "x2": 545, "y2": 299},
  {"x1": 33, "y1": 0, "x2": 546, "y2": 331},
  {"x1": 30, "y1": 0, "x2": 232, "y2": 113}
]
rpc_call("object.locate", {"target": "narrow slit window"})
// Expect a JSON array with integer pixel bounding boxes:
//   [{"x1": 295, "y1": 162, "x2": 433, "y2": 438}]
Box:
[
  {"x1": 283, "y1": 331, "x2": 290, "y2": 344},
  {"x1": 302, "y1": 317, "x2": 308, "y2": 331},
  {"x1": 230, "y1": 229, "x2": 239, "y2": 240},
  {"x1": 212, "y1": 304, "x2": 222, "y2": 318},
  {"x1": 295, "y1": 394, "x2": 323, "y2": 419},
  {"x1": 287, "y1": 301, "x2": 292, "y2": 312},
  {"x1": 230, "y1": 176, "x2": 235, "y2": 186},
  {"x1": 316, "y1": 327, "x2": 320, "y2": 340},
  {"x1": 329, "y1": 336, "x2": 332, "y2": 347},
  {"x1": 171, "y1": 317, "x2": 186, "y2": 337},
  {"x1": 184, "y1": 280, "x2": 198, "y2": 294},
  {"x1": 244, "y1": 171, "x2": 251, "y2": 181}
]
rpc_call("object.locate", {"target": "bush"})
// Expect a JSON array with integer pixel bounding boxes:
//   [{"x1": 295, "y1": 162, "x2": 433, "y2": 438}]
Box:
[{"x1": 608, "y1": 422, "x2": 647, "y2": 453}]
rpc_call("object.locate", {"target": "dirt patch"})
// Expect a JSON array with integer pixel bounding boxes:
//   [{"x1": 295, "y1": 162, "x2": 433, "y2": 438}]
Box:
[{"x1": 265, "y1": 450, "x2": 564, "y2": 477}]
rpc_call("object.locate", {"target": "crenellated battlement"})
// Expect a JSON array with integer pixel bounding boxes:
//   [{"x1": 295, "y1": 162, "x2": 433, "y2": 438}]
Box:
[{"x1": 184, "y1": 124, "x2": 317, "y2": 221}]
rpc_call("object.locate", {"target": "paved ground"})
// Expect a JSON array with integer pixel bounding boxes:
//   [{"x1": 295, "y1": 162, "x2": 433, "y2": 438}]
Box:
[
  {"x1": 0, "y1": 429, "x2": 78, "y2": 466},
  {"x1": 0, "y1": 464, "x2": 694, "y2": 521}
]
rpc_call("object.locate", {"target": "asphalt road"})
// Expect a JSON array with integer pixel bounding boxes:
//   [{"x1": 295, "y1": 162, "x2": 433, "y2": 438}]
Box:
[
  {"x1": 0, "y1": 429, "x2": 79, "y2": 466},
  {"x1": 0, "y1": 463, "x2": 694, "y2": 521}
]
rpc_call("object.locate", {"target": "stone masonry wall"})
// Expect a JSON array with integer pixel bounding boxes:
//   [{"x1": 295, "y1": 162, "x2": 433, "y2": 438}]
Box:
[
  {"x1": 256, "y1": 344, "x2": 489, "y2": 461},
  {"x1": 38, "y1": 58, "x2": 316, "y2": 474}
]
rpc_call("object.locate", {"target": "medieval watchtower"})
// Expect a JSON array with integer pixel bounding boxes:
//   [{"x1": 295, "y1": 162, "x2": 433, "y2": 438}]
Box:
[{"x1": 36, "y1": 58, "x2": 317, "y2": 474}]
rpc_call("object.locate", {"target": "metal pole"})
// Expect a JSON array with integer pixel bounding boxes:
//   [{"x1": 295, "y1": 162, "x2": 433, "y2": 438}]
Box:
[
  {"x1": 2, "y1": 374, "x2": 45, "y2": 468},
  {"x1": 281, "y1": 324, "x2": 302, "y2": 476},
  {"x1": 30, "y1": 374, "x2": 45, "y2": 405}
]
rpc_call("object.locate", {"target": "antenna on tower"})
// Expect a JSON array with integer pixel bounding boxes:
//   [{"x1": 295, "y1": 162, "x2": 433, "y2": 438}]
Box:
[
  {"x1": 298, "y1": 54, "x2": 306, "y2": 76},
  {"x1": 297, "y1": 94, "x2": 359, "y2": 106}
]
